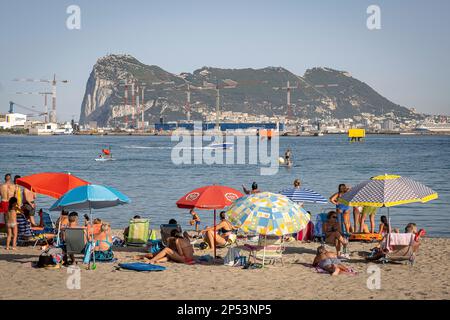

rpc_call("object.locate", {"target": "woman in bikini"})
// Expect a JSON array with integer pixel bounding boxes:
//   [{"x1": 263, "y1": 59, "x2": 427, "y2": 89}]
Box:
[
  {"x1": 329, "y1": 184, "x2": 352, "y2": 233},
  {"x1": 149, "y1": 229, "x2": 194, "y2": 264},
  {"x1": 313, "y1": 245, "x2": 352, "y2": 276},
  {"x1": 323, "y1": 210, "x2": 348, "y2": 257},
  {"x1": 5, "y1": 197, "x2": 19, "y2": 250},
  {"x1": 200, "y1": 211, "x2": 239, "y2": 251}
]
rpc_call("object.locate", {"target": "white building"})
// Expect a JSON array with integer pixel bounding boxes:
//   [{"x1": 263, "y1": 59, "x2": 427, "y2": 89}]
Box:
[{"x1": 0, "y1": 112, "x2": 27, "y2": 129}]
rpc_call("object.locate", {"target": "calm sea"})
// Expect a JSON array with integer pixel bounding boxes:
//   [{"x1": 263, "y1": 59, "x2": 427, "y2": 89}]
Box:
[{"x1": 0, "y1": 134, "x2": 448, "y2": 237}]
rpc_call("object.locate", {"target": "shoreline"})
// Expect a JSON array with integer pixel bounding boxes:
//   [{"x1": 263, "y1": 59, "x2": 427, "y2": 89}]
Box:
[
  {"x1": 0, "y1": 232, "x2": 449, "y2": 300},
  {"x1": 1, "y1": 132, "x2": 450, "y2": 137}
]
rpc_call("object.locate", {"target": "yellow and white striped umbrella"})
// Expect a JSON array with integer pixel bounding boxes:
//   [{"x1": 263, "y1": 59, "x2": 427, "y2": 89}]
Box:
[{"x1": 339, "y1": 174, "x2": 438, "y2": 208}]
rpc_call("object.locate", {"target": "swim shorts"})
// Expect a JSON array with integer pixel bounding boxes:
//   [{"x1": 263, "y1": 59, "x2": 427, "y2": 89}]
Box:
[
  {"x1": 0, "y1": 201, "x2": 8, "y2": 214},
  {"x1": 362, "y1": 207, "x2": 378, "y2": 216}
]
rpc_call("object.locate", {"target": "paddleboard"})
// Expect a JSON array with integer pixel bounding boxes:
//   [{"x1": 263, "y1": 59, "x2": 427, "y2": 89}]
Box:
[
  {"x1": 118, "y1": 262, "x2": 166, "y2": 272},
  {"x1": 95, "y1": 158, "x2": 115, "y2": 162}
]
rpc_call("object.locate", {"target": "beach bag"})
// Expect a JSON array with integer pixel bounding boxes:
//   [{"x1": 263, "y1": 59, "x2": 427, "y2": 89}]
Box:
[
  {"x1": 224, "y1": 247, "x2": 241, "y2": 266},
  {"x1": 94, "y1": 248, "x2": 114, "y2": 261},
  {"x1": 297, "y1": 221, "x2": 314, "y2": 241},
  {"x1": 37, "y1": 247, "x2": 63, "y2": 268},
  {"x1": 147, "y1": 239, "x2": 162, "y2": 254}
]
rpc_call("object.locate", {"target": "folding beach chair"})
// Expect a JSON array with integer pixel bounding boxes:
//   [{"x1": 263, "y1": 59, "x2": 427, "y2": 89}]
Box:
[
  {"x1": 378, "y1": 232, "x2": 420, "y2": 265},
  {"x1": 160, "y1": 223, "x2": 182, "y2": 247},
  {"x1": 126, "y1": 218, "x2": 150, "y2": 246},
  {"x1": 32, "y1": 210, "x2": 56, "y2": 235},
  {"x1": 242, "y1": 235, "x2": 285, "y2": 266},
  {"x1": 64, "y1": 228, "x2": 87, "y2": 263},
  {"x1": 16, "y1": 213, "x2": 50, "y2": 248}
]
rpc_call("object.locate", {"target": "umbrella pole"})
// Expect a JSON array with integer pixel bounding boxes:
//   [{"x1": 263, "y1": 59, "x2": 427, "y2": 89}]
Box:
[
  {"x1": 263, "y1": 234, "x2": 267, "y2": 267},
  {"x1": 213, "y1": 209, "x2": 217, "y2": 261}
]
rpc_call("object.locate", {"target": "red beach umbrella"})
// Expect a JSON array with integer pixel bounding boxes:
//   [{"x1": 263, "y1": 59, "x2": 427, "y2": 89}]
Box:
[
  {"x1": 176, "y1": 185, "x2": 243, "y2": 259},
  {"x1": 16, "y1": 172, "x2": 90, "y2": 199}
]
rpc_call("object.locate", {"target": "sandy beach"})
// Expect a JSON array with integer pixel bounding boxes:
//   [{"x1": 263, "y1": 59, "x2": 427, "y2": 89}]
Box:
[{"x1": 0, "y1": 231, "x2": 449, "y2": 300}]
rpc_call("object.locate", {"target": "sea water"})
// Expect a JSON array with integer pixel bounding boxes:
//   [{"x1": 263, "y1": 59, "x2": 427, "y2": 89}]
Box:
[{"x1": 0, "y1": 134, "x2": 448, "y2": 237}]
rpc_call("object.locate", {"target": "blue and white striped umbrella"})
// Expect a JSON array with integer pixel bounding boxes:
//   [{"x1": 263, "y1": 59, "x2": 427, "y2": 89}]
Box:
[{"x1": 280, "y1": 187, "x2": 328, "y2": 204}]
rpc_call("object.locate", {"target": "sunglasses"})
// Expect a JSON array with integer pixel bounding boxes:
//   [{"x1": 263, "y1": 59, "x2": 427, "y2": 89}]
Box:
[{"x1": 331, "y1": 216, "x2": 337, "y2": 219}]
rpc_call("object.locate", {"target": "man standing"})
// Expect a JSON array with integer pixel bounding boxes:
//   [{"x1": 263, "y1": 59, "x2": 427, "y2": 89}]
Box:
[
  {"x1": 23, "y1": 183, "x2": 38, "y2": 226},
  {"x1": 1, "y1": 174, "x2": 15, "y2": 213}
]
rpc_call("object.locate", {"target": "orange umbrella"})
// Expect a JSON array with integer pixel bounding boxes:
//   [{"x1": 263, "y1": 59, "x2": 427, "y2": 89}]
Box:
[
  {"x1": 176, "y1": 185, "x2": 243, "y2": 259},
  {"x1": 16, "y1": 172, "x2": 90, "y2": 199}
]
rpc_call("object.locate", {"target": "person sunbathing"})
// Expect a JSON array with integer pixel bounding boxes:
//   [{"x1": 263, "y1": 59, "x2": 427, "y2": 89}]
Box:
[
  {"x1": 313, "y1": 246, "x2": 352, "y2": 276},
  {"x1": 200, "y1": 211, "x2": 239, "y2": 251},
  {"x1": 148, "y1": 229, "x2": 194, "y2": 264},
  {"x1": 323, "y1": 211, "x2": 348, "y2": 257}
]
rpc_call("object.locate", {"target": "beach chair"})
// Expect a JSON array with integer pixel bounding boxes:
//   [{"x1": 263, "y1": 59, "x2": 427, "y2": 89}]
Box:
[
  {"x1": 32, "y1": 210, "x2": 56, "y2": 235},
  {"x1": 242, "y1": 235, "x2": 285, "y2": 266},
  {"x1": 160, "y1": 223, "x2": 182, "y2": 247},
  {"x1": 64, "y1": 228, "x2": 87, "y2": 263},
  {"x1": 126, "y1": 218, "x2": 150, "y2": 247},
  {"x1": 313, "y1": 211, "x2": 350, "y2": 243},
  {"x1": 378, "y1": 233, "x2": 420, "y2": 265},
  {"x1": 17, "y1": 213, "x2": 50, "y2": 248}
]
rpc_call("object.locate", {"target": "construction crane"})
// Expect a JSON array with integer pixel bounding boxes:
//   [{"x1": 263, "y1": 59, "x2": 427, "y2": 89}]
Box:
[
  {"x1": 13, "y1": 74, "x2": 68, "y2": 123},
  {"x1": 14, "y1": 91, "x2": 52, "y2": 122},
  {"x1": 273, "y1": 80, "x2": 338, "y2": 119},
  {"x1": 9, "y1": 101, "x2": 48, "y2": 118}
]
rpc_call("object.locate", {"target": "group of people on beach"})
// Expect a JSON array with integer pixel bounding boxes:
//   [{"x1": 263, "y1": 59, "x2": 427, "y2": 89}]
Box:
[
  {"x1": 1, "y1": 171, "x2": 423, "y2": 275},
  {"x1": 1, "y1": 173, "x2": 39, "y2": 250}
]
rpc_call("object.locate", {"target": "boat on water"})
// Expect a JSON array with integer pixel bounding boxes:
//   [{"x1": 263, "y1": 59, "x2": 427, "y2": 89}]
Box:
[
  {"x1": 95, "y1": 146, "x2": 115, "y2": 161},
  {"x1": 208, "y1": 142, "x2": 234, "y2": 150}
]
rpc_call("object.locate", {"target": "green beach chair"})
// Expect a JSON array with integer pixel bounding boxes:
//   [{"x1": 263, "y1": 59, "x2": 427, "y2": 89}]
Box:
[{"x1": 126, "y1": 218, "x2": 150, "y2": 247}]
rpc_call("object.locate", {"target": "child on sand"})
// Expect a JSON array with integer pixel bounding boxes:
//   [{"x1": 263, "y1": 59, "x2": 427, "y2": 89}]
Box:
[
  {"x1": 189, "y1": 208, "x2": 201, "y2": 233},
  {"x1": 5, "y1": 197, "x2": 19, "y2": 250}
]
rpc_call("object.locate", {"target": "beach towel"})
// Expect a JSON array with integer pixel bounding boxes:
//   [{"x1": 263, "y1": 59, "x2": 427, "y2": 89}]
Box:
[
  {"x1": 388, "y1": 233, "x2": 414, "y2": 248},
  {"x1": 297, "y1": 221, "x2": 314, "y2": 241},
  {"x1": 224, "y1": 247, "x2": 242, "y2": 266}
]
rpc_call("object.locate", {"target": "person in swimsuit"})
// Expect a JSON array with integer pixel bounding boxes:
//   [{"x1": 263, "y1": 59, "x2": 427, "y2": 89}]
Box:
[
  {"x1": 94, "y1": 223, "x2": 112, "y2": 252},
  {"x1": 200, "y1": 211, "x2": 239, "y2": 251},
  {"x1": 284, "y1": 149, "x2": 292, "y2": 166},
  {"x1": 242, "y1": 182, "x2": 260, "y2": 195},
  {"x1": 360, "y1": 206, "x2": 378, "y2": 233},
  {"x1": 1, "y1": 174, "x2": 15, "y2": 215},
  {"x1": 329, "y1": 184, "x2": 351, "y2": 233},
  {"x1": 323, "y1": 211, "x2": 348, "y2": 257},
  {"x1": 5, "y1": 197, "x2": 19, "y2": 250},
  {"x1": 148, "y1": 229, "x2": 194, "y2": 264},
  {"x1": 313, "y1": 246, "x2": 352, "y2": 276}
]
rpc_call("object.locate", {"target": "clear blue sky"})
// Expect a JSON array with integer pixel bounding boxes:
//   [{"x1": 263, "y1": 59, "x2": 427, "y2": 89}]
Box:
[{"x1": 1, "y1": 0, "x2": 449, "y2": 121}]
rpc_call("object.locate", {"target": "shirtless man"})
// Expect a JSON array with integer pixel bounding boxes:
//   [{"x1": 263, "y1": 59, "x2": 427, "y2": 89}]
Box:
[
  {"x1": 148, "y1": 230, "x2": 194, "y2": 264},
  {"x1": 1, "y1": 174, "x2": 15, "y2": 214}
]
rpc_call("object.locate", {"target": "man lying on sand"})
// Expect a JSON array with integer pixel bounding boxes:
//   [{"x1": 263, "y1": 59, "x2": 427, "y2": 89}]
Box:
[{"x1": 313, "y1": 245, "x2": 353, "y2": 276}]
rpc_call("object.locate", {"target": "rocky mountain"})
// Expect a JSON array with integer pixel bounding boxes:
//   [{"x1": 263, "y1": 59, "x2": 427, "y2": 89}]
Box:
[{"x1": 80, "y1": 54, "x2": 417, "y2": 126}]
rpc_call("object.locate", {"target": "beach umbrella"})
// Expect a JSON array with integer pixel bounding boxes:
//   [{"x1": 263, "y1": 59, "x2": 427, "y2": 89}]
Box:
[
  {"x1": 338, "y1": 174, "x2": 438, "y2": 229},
  {"x1": 226, "y1": 192, "x2": 310, "y2": 236},
  {"x1": 49, "y1": 184, "x2": 130, "y2": 269},
  {"x1": 226, "y1": 192, "x2": 310, "y2": 265},
  {"x1": 176, "y1": 185, "x2": 243, "y2": 259},
  {"x1": 338, "y1": 174, "x2": 438, "y2": 208},
  {"x1": 280, "y1": 187, "x2": 328, "y2": 204},
  {"x1": 16, "y1": 172, "x2": 90, "y2": 199}
]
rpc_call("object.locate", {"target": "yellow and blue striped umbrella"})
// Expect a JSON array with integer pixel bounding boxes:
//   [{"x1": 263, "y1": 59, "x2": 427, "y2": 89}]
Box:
[
  {"x1": 226, "y1": 192, "x2": 310, "y2": 236},
  {"x1": 339, "y1": 174, "x2": 438, "y2": 208}
]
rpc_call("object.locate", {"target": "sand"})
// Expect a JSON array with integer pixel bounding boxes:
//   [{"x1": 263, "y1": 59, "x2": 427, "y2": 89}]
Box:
[{"x1": 0, "y1": 231, "x2": 449, "y2": 300}]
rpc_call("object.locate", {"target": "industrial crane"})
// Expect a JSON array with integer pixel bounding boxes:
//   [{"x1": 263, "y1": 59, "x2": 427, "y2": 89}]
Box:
[
  {"x1": 13, "y1": 74, "x2": 68, "y2": 123},
  {"x1": 9, "y1": 101, "x2": 48, "y2": 118}
]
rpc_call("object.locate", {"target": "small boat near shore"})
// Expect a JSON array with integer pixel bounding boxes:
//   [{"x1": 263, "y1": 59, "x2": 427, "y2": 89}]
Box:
[{"x1": 208, "y1": 142, "x2": 234, "y2": 150}]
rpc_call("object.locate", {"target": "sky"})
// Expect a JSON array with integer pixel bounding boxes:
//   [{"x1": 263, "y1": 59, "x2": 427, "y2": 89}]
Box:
[{"x1": 0, "y1": 0, "x2": 449, "y2": 121}]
